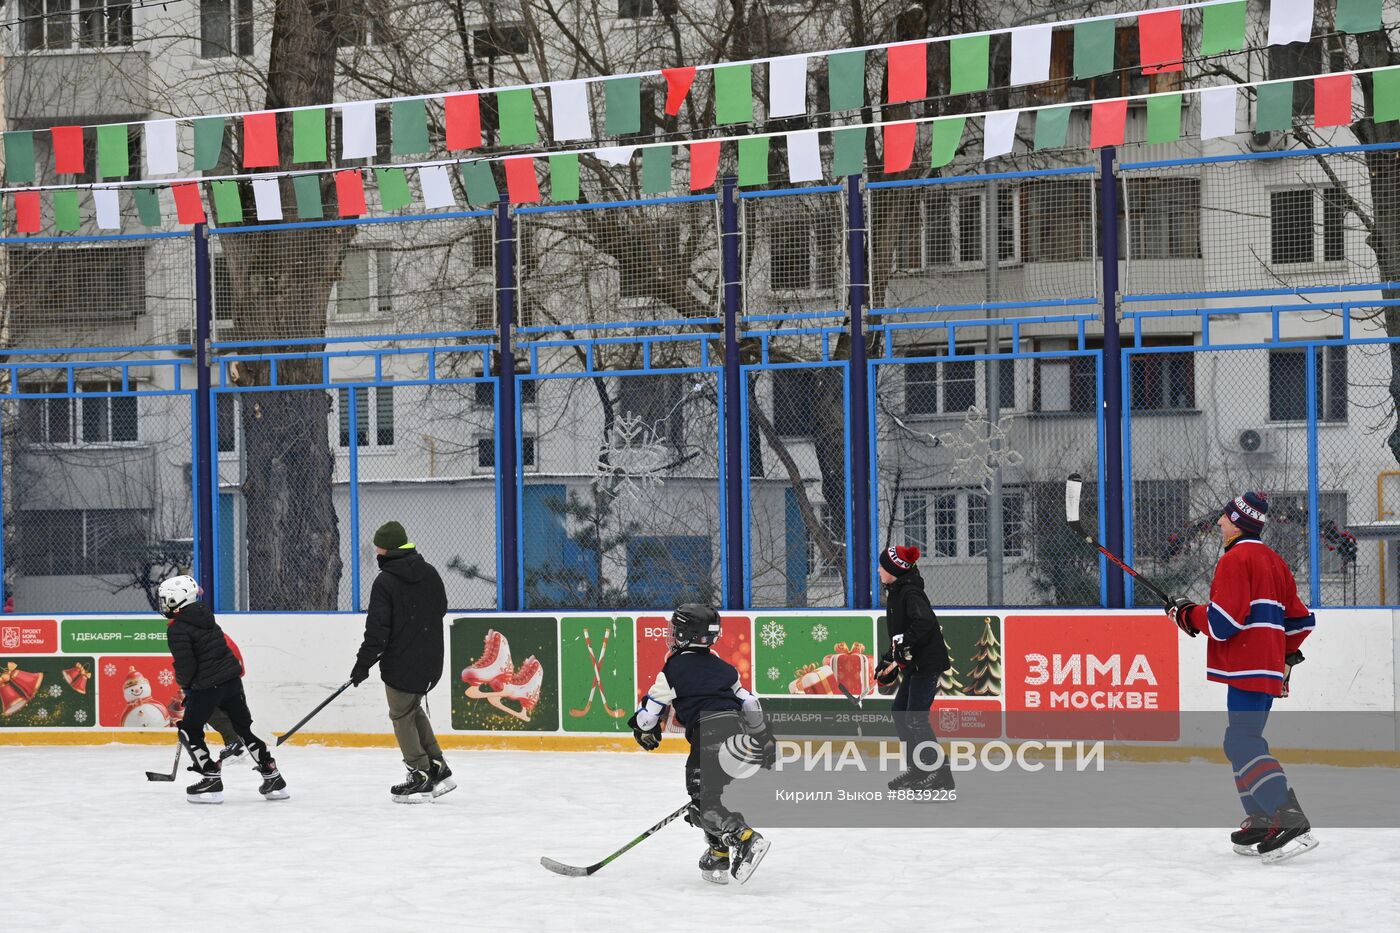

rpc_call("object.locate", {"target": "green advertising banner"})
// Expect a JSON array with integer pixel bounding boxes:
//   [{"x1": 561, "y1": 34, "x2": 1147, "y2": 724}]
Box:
[
  {"x1": 876, "y1": 615, "x2": 1003, "y2": 698},
  {"x1": 62, "y1": 618, "x2": 169, "y2": 653},
  {"x1": 560, "y1": 616, "x2": 634, "y2": 733},
  {"x1": 754, "y1": 615, "x2": 876, "y2": 696},
  {"x1": 0, "y1": 656, "x2": 95, "y2": 727},
  {"x1": 451, "y1": 617, "x2": 559, "y2": 731}
]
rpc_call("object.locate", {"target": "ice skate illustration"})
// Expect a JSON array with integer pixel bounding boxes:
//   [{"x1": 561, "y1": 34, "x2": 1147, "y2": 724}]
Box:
[
  {"x1": 484, "y1": 656, "x2": 542, "y2": 722},
  {"x1": 461, "y1": 628, "x2": 514, "y2": 695}
]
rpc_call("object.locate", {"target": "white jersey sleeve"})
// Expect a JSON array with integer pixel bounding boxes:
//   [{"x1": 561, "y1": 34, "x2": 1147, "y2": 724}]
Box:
[{"x1": 632, "y1": 671, "x2": 675, "y2": 731}]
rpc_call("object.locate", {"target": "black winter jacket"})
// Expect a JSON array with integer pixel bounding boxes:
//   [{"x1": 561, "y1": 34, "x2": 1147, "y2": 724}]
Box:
[
  {"x1": 354, "y1": 549, "x2": 448, "y2": 694},
  {"x1": 884, "y1": 569, "x2": 950, "y2": 675},
  {"x1": 166, "y1": 602, "x2": 243, "y2": 690}
]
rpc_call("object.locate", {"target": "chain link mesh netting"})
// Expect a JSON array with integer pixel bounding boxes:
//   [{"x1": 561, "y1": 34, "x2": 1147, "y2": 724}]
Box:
[
  {"x1": 741, "y1": 191, "x2": 846, "y2": 320},
  {"x1": 519, "y1": 370, "x2": 723, "y2": 610},
  {"x1": 4, "y1": 387, "x2": 196, "y2": 612}
]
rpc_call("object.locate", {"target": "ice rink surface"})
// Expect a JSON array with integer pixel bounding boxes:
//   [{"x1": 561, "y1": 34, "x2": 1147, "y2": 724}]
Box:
[{"x1": 8, "y1": 745, "x2": 1399, "y2": 932}]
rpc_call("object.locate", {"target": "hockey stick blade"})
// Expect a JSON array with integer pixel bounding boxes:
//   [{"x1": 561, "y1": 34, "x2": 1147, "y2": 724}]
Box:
[
  {"x1": 145, "y1": 741, "x2": 182, "y2": 781},
  {"x1": 276, "y1": 680, "x2": 353, "y2": 746},
  {"x1": 145, "y1": 771, "x2": 176, "y2": 782},
  {"x1": 1063, "y1": 474, "x2": 1174, "y2": 606},
  {"x1": 539, "y1": 857, "x2": 592, "y2": 877},
  {"x1": 540, "y1": 801, "x2": 691, "y2": 877}
]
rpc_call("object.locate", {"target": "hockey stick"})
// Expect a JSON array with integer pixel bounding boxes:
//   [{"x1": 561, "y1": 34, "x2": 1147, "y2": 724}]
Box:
[
  {"x1": 145, "y1": 741, "x2": 182, "y2": 782},
  {"x1": 1065, "y1": 473, "x2": 1175, "y2": 607},
  {"x1": 275, "y1": 680, "x2": 353, "y2": 746},
  {"x1": 838, "y1": 661, "x2": 897, "y2": 708},
  {"x1": 540, "y1": 801, "x2": 692, "y2": 877}
]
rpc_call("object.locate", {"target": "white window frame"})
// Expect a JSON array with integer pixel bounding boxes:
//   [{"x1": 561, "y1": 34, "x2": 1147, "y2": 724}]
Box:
[
  {"x1": 199, "y1": 0, "x2": 254, "y2": 59},
  {"x1": 332, "y1": 248, "x2": 393, "y2": 321},
  {"x1": 805, "y1": 502, "x2": 842, "y2": 579},
  {"x1": 914, "y1": 187, "x2": 1021, "y2": 271},
  {"x1": 334, "y1": 385, "x2": 395, "y2": 449},
  {"x1": 902, "y1": 487, "x2": 1026, "y2": 561},
  {"x1": 19, "y1": 380, "x2": 140, "y2": 446},
  {"x1": 1268, "y1": 185, "x2": 1347, "y2": 271},
  {"x1": 473, "y1": 433, "x2": 538, "y2": 474},
  {"x1": 19, "y1": 0, "x2": 133, "y2": 52}
]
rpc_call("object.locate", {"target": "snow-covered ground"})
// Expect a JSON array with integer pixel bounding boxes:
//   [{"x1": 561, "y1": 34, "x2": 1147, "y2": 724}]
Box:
[{"x1": 9, "y1": 745, "x2": 1398, "y2": 931}]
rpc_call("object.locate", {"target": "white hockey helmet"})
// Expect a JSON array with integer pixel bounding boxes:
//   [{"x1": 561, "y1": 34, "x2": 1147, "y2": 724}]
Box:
[{"x1": 157, "y1": 574, "x2": 200, "y2": 617}]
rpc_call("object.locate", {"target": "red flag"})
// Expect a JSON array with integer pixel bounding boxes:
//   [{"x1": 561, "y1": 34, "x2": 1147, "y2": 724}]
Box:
[
  {"x1": 242, "y1": 111, "x2": 279, "y2": 168},
  {"x1": 1314, "y1": 74, "x2": 1353, "y2": 127},
  {"x1": 335, "y1": 169, "x2": 367, "y2": 216},
  {"x1": 504, "y1": 157, "x2": 541, "y2": 204},
  {"x1": 689, "y1": 140, "x2": 721, "y2": 191},
  {"x1": 13, "y1": 190, "x2": 40, "y2": 233},
  {"x1": 887, "y1": 42, "x2": 927, "y2": 104},
  {"x1": 51, "y1": 125, "x2": 85, "y2": 174},
  {"x1": 1137, "y1": 9, "x2": 1183, "y2": 75},
  {"x1": 445, "y1": 93, "x2": 482, "y2": 150},
  {"x1": 1090, "y1": 99, "x2": 1128, "y2": 148},
  {"x1": 663, "y1": 67, "x2": 697, "y2": 116},
  {"x1": 171, "y1": 183, "x2": 207, "y2": 224},
  {"x1": 883, "y1": 122, "x2": 917, "y2": 173}
]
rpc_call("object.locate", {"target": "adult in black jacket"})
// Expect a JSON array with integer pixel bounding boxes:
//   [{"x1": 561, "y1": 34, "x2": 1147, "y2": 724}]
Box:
[
  {"x1": 351, "y1": 521, "x2": 453, "y2": 803},
  {"x1": 878, "y1": 545, "x2": 954, "y2": 792}
]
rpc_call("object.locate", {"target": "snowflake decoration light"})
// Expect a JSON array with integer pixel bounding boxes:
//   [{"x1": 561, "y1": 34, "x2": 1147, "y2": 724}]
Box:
[
  {"x1": 74, "y1": 709, "x2": 88, "y2": 724},
  {"x1": 758, "y1": 620, "x2": 787, "y2": 650},
  {"x1": 811, "y1": 624, "x2": 829, "y2": 643},
  {"x1": 34, "y1": 707, "x2": 48, "y2": 720},
  {"x1": 766, "y1": 666, "x2": 780, "y2": 681},
  {"x1": 935, "y1": 405, "x2": 1025, "y2": 494},
  {"x1": 48, "y1": 684, "x2": 62, "y2": 698},
  {"x1": 594, "y1": 411, "x2": 670, "y2": 501},
  {"x1": 158, "y1": 669, "x2": 174, "y2": 687},
  {"x1": 104, "y1": 663, "x2": 117, "y2": 677}
]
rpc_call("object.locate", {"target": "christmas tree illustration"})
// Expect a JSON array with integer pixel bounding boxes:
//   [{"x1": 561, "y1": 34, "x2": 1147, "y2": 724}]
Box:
[
  {"x1": 938, "y1": 635, "x2": 966, "y2": 696},
  {"x1": 964, "y1": 618, "x2": 1003, "y2": 697}
]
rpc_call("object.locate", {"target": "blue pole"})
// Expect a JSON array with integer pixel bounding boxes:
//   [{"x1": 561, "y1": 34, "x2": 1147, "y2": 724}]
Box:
[
  {"x1": 720, "y1": 177, "x2": 744, "y2": 610},
  {"x1": 497, "y1": 202, "x2": 521, "y2": 611},
  {"x1": 846, "y1": 175, "x2": 872, "y2": 609},
  {"x1": 193, "y1": 224, "x2": 215, "y2": 600},
  {"x1": 347, "y1": 386, "x2": 361, "y2": 611},
  {"x1": 1099, "y1": 147, "x2": 1126, "y2": 608},
  {"x1": 1305, "y1": 349, "x2": 1321, "y2": 606}
]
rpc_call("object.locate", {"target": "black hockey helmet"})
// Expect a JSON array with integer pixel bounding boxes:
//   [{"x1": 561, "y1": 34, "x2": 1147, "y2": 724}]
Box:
[{"x1": 669, "y1": 603, "x2": 721, "y2": 649}]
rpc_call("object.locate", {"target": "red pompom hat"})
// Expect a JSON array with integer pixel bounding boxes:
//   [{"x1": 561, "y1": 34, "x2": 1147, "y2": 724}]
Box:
[{"x1": 880, "y1": 544, "x2": 921, "y2": 578}]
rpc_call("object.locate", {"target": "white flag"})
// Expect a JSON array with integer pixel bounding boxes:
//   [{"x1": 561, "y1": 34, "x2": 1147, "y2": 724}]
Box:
[
  {"x1": 144, "y1": 119, "x2": 178, "y2": 175},
  {"x1": 983, "y1": 110, "x2": 1019, "y2": 159},
  {"x1": 596, "y1": 146, "x2": 637, "y2": 166},
  {"x1": 1199, "y1": 87, "x2": 1236, "y2": 139},
  {"x1": 1010, "y1": 25, "x2": 1052, "y2": 86},
  {"x1": 251, "y1": 176, "x2": 283, "y2": 221},
  {"x1": 419, "y1": 165, "x2": 456, "y2": 209},
  {"x1": 339, "y1": 102, "x2": 377, "y2": 160},
  {"x1": 1267, "y1": 0, "x2": 1312, "y2": 46},
  {"x1": 786, "y1": 130, "x2": 822, "y2": 182},
  {"x1": 769, "y1": 55, "x2": 809, "y2": 118},
  {"x1": 549, "y1": 81, "x2": 593, "y2": 141},
  {"x1": 94, "y1": 188, "x2": 121, "y2": 230}
]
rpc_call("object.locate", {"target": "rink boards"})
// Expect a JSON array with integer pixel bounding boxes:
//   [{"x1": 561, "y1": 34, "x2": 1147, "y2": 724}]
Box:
[{"x1": 0, "y1": 609, "x2": 1396, "y2": 754}]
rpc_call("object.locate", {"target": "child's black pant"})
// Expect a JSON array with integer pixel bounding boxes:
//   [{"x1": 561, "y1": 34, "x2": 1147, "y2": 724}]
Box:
[{"x1": 178, "y1": 679, "x2": 267, "y2": 771}]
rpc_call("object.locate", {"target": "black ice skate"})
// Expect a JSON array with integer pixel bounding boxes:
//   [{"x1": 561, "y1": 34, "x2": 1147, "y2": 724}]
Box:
[
  {"x1": 428, "y1": 757, "x2": 456, "y2": 798},
  {"x1": 1258, "y1": 790, "x2": 1319, "y2": 864},
  {"x1": 391, "y1": 768, "x2": 435, "y2": 804},
  {"x1": 218, "y1": 740, "x2": 246, "y2": 764},
  {"x1": 726, "y1": 828, "x2": 770, "y2": 884},
  {"x1": 1231, "y1": 811, "x2": 1271, "y2": 856},
  {"x1": 911, "y1": 763, "x2": 956, "y2": 795},
  {"x1": 699, "y1": 834, "x2": 730, "y2": 885},
  {"x1": 186, "y1": 762, "x2": 223, "y2": 805},
  {"x1": 887, "y1": 768, "x2": 923, "y2": 791},
  {"x1": 254, "y1": 752, "x2": 290, "y2": 801}
]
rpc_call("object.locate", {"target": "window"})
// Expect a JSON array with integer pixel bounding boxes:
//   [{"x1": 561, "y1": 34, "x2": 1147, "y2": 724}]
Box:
[
  {"x1": 618, "y1": 374, "x2": 684, "y2": 446},
  {"x1": 336, "y1": 0, "x2": 382, "y2": 47},
  {"x1": 768, "y1": 210, "x2": 839, "y2": 291},
  {"x1": 473, "y1": 23, "x2": 528, "y2": 59},
  {"x1": 476, "y1": 435, "x2": 537, "y2": 471},
  {"x1": 80, "y1": 382, "x2": 138, "y2": 442},
  {"x1": 336, "y1": 386, "x2": 395, "y2": 447},
  {"x1": 17, "y1": 508, "x2": 148, "y2": 576},
  {"x1": 1034, "y1": 340, "x2": 1099, "y2": 413},
  {"x1": 21, "y1": 0, "x2": 131, "y2": 50},
  {"x1": 1270, "y1": 188, "x2": 1345, "y2": 265},
  {"x1": 216, "y1": 394, "x2": 237, "y2": 452},
  {"x1": 471, "y1": 228, "x2": 494, "y2": 269},
  {"x1": 1133, "y1": 479, "x2": 1191, "y2": 560},
  {"x1": 7, "y1": 246, "x2": 144, "y2": 335},
  {"x1": 968, "y1": 489, "x2": 1026, "y2": 558},
  {"x1": 1267, "y1": 491, "x2": 1348, "y2": 575},
  {"x1": 905, "y1": 349, "x2": 1016, "y2": 416},
  {"x1": 473, "y1": 379, "x2": 536, "y2": 408},
  {"x1": 772, "y1": 369, "x2": 825, "y2": 436},
  {"x1": 20, "y1": 382, "x2": 137, "y2": 443},
  {"x1": 1126, "y1": 178, "x2": 1200, "y2": 260},
  {"x1": 618, "y1": 0, "x2": 653, "y2": 18},
  {"x1": 1268, "y1": 345, "x2": 1347, "y2": 422},
  {"x1": 905, "y1": 488, "x2": 1024, "y2": 559},
  {"x1": 200, "y1": 0, "x2": 253, "y2": 58},
  {"x1": 1036, "y1": 26, "x2": 1180, "y2": 104},
  {"x1": 1128, "y1": 339, "x2": 1195, "y2": 410},
  {"x1": 213, "y1": 254, "x2": 235, "y2": 321},
  {"x1": 898, "y1": 187, "x2": 1017, "y2": 270},
  {"x1": 805, "y1": 503, "x2": 842, "y2": 579},
  {"x1": 19, "y1": 388, "x2": 73, "y2": 444},
  {"x1": 1022, "y1": 180, "x2": 1095, "y2": 262},
  {"x1": 334, "y1": 249, "x2": 393, "y2": 319}
]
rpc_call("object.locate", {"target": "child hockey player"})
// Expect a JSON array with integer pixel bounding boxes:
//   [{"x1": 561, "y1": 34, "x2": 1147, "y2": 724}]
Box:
[
  {"x1": 628, "y1": 604, "x2": 775, "y2": 885},
  {"x1": 1167, "y1": 492, "x2": 1317, "y2": 863},
  {"x1": 160, "y1": 575, "x2": 288, "y2": 804}
]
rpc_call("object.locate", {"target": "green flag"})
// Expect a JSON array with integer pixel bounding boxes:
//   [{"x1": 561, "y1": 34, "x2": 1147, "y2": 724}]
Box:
[
  {"x1": 949, "y1": 35, "x2": 990, "y2": 95},
  {"x1": 737, "y1": 135, "x2": 768, "y2": 186},
  {"x1": 930, "y1": 117, "x2": 965, "y2": 168},
  {"x1": 210, "y1": 180, "x2": 243, "y2": 224},
  {"x1": 1200, "y1": 1, "x2": 1246, "y2": 55},
  {"x1": 460, "y1": 161, "x2": 499, "y2": 206},
  {"x1": 549, "y1": 153, "x2": 579, "y2": 202},
  {"x1": 292, "y1": 108, "x2": 328, "y2": 164},
  {"x1": 827, "y1": 51, "x2": 865, "y2": 111},
  {"x1": 642, "y1": 145, "x2": 672, "y2": 195},
  {"x1": 497, "y1": 88, "x2": 538, "y2": 146},
  {"x1": 605, "y1": 77, "x2": 642, "y2": 135},
  {"x1": 375, "y1": 168, "x2": 413, "y2": 211},
  {"x1": 53, "y1": 189, "x2": 81, "y2": 232},
  {"x1": 1073, "y1": 19, "x2": 1115, "y2": 78},
  {"x1": 1033, "y1": 106, "x2": 1072, "y2": 150},
  {"x1": 391, "y1": 99, "x2": 431, "y2": 156},
  {"x1": 1254, "y1": 82, "x2": 1293, "y2": 133},
  {"x1": 133, "y1": 187, "x2": 162, "y2": 226},
  {"x1": 715, "y1": 64, "x2": 753, "y2": 124},
  {"x1": 1372, "y1": 69, "x2": 1400, "y2": 123},
  {"x1": 4, "y1": 131, "x2": 35, "y2": 184},
  {"x1": 194, "y1": 117, "x2": 226, "y2": 171},
  {"x1": 831, "y1": 126, "x2": 866, "y2": 176},
  {"x1": 97, "y1": 124, "x2": 130, "y2": 177},
  {"x1": 1146, "y1": 94, "x2": 1182, "y2": 144},
  {"x1": 292, "y1": 174, "x2": 324, "y2": 220},
  {"x1": 1336, "y1": 0, "x2": 1383, "y2": 34}
]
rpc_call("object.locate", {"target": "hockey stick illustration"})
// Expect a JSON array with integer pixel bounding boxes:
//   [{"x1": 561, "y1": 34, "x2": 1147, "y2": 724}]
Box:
[
  {"x1": 541, "y1": 801, "x2": 692, "y2": 877},
  {"x1": 276, "y1": 680, "x2": 353, "y2": 746},
  {"x1": 570, "y1": 629, "x2": 627, "y2": 719},
  {"x1": 145, "y1": 741, "x2": 182, "y2": 782},
  {"x1": 1065, "y1": 473, "x2": 1175, "y2": 607}
]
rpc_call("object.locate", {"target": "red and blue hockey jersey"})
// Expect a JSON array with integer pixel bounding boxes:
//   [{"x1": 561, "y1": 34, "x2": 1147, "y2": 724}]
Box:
[{"x1": 1180, "y1": 537, "x2": 1315, "y2": 696}]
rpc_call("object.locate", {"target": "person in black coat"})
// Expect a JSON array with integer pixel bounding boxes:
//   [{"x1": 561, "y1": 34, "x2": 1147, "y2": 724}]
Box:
[
  {"x1": 351, "y1": 521, "x2": 452, "y2": 803},
  {"x1": 878, "y1": 545, "x2": 954, "y2": 792}
]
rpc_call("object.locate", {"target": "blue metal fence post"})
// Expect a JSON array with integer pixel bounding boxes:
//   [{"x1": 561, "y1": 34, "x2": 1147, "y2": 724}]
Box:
[
  {"x1": 721, "y1": 177, "x2": 745, "y2": 610},
  {"x1": 193, "y1": 224, "x2": 215, "y2": 600},
  {"x1": 347, "y1": 386, "x2": 361, "y2": 610},
  {"x1": 1099, "y1": 148, "x2": 1126, "y2": 608},
  {"x1": 846, "y1": 175, "x2": 872, "y2": 610},
  {"x1": 1305, "y1": 348, "x2": 1321, "y2": 606},
  {"x1": 497, "y1": 202, "x2": 521, "y2": 611}
]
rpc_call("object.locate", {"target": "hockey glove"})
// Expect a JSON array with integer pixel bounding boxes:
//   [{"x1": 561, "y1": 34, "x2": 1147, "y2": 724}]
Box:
[
  {"x1": 748, "y1": 724, "x2": 778, "y2": 770},
  {"x1": 1281, "y1": 650, "x2": 1305, "y2": 699},
  {"x1": 891, "y1": 633, "x2": 913, "y2": 664},
  {"x1": 875, "y1": 652, "x2": 902, "y2": 687},
  {"x1": 627, "y1": 712, "x2": 662, "y2": 751},
  {"x1": 1167, "y1": 597, "x2": 1198, "y2": 638},
  {"x1": 349, "y1": 665, "x2": 370, "y2": 687}
]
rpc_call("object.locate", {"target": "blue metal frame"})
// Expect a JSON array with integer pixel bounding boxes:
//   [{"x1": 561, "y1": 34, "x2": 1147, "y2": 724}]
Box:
[
  {"x1": 721, "y1": 178, "x2": 744, "y2": 610},
  {"x1": 1100, "y1": 146, "x2": 1125, "y2": 608}
]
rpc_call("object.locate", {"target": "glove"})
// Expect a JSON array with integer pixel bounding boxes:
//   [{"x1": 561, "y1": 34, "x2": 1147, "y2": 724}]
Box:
[
  {"x1": 875, "y1": 651, "x2": 901, "y2": 687},
  {"x1": 891, "y1": 633, "x2": 913, "y2": 663},
  {"x1": 1282, "y1": 650, "x2": 1305, "y2": 699},
  {"x1": 627, "y1": 711, "x2": 662, "y2": 751},
  {"x1": 350, "y1": 665, "x2": 370, "y2": 687},
  {"x1": 748, "y1": 724, "x2": 778, "y2": 770},
  {"x1": 1166, "y1": 597, "x2": 1198, "y2": 638}
]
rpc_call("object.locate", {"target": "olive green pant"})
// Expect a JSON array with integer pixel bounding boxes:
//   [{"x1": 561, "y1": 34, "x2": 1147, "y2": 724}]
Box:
[{"x1": 386, "y1": 684, "x2": 442, "y2": 772}]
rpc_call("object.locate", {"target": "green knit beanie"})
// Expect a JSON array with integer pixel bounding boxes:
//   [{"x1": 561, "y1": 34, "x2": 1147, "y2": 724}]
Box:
[{"x1": 373, "y1": 521, "x2": 409, "y2": 549}]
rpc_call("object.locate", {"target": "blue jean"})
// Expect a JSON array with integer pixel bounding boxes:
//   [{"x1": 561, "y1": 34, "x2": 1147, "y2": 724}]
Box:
[
  {"x1": 1224, "y1": 685, "x2": 1288, "y2": 816},
  {"x1": 892, "y1": 671, "x2": 941, "y2": 772}
]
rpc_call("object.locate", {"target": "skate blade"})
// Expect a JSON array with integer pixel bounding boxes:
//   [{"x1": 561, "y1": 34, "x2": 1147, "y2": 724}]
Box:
[
  {"x1": 701, "y1": 869, "x2": 729, "y2": 886},
  {"x1": 392, "y1": 792, "x2": 434, "y2": 804},
  {"x1": 261, "y1": 789, "x2": 291, "y2": 801},
  {"x1": 431, "y1": 778, "x2": 457, "y2": 798},
  {"x1": 1232, "y1": 843, "x2": 1261, "y2": 856},
  {"x1": 1261, "y1": 833, "x2": 1319, "y2": 865},
  {"x1": 186, "y1": 793, "x2": 223, "y2": 805},
  {"x1": 731, "y1": 838, "x2": 771, "y2": 885}
]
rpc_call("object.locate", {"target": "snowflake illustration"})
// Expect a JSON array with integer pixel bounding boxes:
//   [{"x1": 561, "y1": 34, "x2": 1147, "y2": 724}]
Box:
[
  {"x1": 34, "y1": 707, "x2": 48, "y2": 720},
  {"x1": 811, "y1": 624, "x2": 829, "y2": 643},
  {"x1": 759, "y1": 620, "x2": 786, "y2": 650},
  {"x1": 74, "y1": 709, "x2": 88, "y2": 724},
  {"x1": 594, "y1": 411, "x2": 670, "y2": 502},
  {"x1": 933, "y1": 405, "x2": 1025, "y2": 494},
  {"x1": 158, "y1": 669, "x2": 174, "y2": 687},
  {"x1": 48, "y1": 684, "x2": 62, "y2": 698},
  {"x1": 766, "y1": 666, "x2": 780, "y2": 681},
  {"x1": 104, "y1": 663, "x2": 117, "y2": 677}
]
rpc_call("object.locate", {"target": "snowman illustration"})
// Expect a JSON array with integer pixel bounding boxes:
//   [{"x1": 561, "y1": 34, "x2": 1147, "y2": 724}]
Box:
[{"x1": 120, "y1": 667, "x2": 172, "y2": 728}]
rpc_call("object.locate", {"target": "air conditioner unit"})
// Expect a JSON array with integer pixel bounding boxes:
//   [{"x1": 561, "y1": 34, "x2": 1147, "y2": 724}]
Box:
[
  {"x1": 1235, "y1": 427, "x2": 1276, "y2": 455},
  {"x1": 1248, "y1": 130, "x2": 1285, "y2": 152}
]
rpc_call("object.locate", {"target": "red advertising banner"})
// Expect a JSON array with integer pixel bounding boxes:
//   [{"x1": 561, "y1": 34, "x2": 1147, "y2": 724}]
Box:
[
  {"x1": 930, "y1": 699, "x2": 1003, "y2": 739},
  {"x1": 97, "y1": 656, "x2": 181, "y2": 728},
  {"x1": 1004, "y1": 614, "x2": 1179, "y2": 740},
  {"x1": 0, "y1": 619, "x2": 57, "y2": 653},
  {"x1": 636, "y1": 615, "x2": 752, "y2": 733}
]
